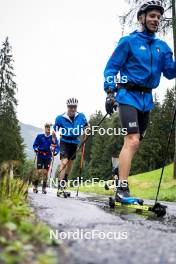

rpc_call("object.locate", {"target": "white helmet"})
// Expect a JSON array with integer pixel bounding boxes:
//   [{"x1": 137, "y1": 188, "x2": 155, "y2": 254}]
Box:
[
  {"x1": 137, "y1": 1, "x2": 164, "y2": 20},
  {"x1": 66, "y1": 98, "x2": 78, "y2": 106}
]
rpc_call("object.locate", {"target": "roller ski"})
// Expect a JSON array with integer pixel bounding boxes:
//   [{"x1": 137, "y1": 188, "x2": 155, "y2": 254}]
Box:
[
  {"x1": 57, "y1": 188, "x2": 71, "y2": 198},
  {"x1": 57, "y1": 180, "x2": 71, "y2": 198},
  {"x1": 109, "y1": 184, "x2": 167, "y2": 217}
]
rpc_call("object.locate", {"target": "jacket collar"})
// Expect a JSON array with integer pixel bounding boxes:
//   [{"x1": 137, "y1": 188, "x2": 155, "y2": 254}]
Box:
[
  {"x1": 131, "y1": 29, "x2": 156, "y2": 43},
  {"x1": 62, "y1": 112, "x2": 79, "y2": 122}
]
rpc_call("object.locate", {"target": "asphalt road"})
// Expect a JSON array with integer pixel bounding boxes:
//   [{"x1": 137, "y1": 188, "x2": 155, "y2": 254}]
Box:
[{"x1": 29, "y1": 188, "x2": 176, "y2": 264}]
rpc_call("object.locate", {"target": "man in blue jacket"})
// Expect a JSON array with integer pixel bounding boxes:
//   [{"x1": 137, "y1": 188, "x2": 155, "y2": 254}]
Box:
[
  {"x1": 54, "y1": 98, "x2": 88, "y2": 195},
  {"x1": 104, "y1": 1, "x2": 176, "y2": 201},
  {"x1": 33, "y1": 123, "x2": 59, "y2": 194}
]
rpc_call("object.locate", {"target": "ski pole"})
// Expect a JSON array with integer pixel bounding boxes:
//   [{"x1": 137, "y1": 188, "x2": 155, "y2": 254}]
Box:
[
  {"x1": 48, "y1": 130, "x2": 57, "y2": 182},
  {"x1": 76, "y1": 140, "x2": 86, "y2": 196},
  {"x1": 49, "y1": 153, "x2": 55, "y2": 180},
  {"x1": 154, "y1": 106, "x2": 176, "y2": 204}
]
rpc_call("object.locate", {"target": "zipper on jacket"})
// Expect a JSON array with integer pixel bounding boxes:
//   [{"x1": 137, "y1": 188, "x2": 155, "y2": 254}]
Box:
[
  {"x1": 148, "y1": 43, "x2": 153, "y2": 83},
  {"x1": 142, "y1": 92, "x2": 145, "y2": 112},
  {"x1": 141, "y1": 42, "x2": 153, "y2": 112}
]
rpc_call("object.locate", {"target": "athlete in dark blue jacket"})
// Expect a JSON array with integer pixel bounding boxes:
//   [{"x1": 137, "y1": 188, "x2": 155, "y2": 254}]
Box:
[
  {"x1": 33, "y1": 123, "x2": 59, "y2": 194},
  {"x1": 104, "y1": 1, "x2": 176, "y2": 201},
  {"x1": 54, "y1": 98, "x2": 88, "y2": 195}
]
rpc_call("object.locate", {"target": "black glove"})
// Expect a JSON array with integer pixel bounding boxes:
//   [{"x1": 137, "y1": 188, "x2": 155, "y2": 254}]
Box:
[{"x1": 105, "y1": 92, "x2": 115, "y2": 115}]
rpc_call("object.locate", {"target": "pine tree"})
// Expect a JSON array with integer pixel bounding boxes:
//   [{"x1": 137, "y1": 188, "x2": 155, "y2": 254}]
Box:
[
  {"x1": 0, "y1": 37, "x2": 25, "y2": 170},
  {"x1": 161, "y1": 87, "x2": 175, "y2": 164}
]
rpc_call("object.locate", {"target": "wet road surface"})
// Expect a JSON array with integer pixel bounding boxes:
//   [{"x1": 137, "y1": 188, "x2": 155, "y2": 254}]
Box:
[{"x1": 29, "y1": 188, "x2": 176, "y2": 264}]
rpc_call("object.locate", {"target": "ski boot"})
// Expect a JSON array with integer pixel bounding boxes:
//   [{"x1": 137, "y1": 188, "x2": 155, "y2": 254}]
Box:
[
  {"x1": 115, "y1": 181, "x2": 130, "y2": 202},
  {"x1": 33, "y1": 186, "x2": 38, "y2": 193},
  {"x1": 57, "y1": 177, "x2": 71, "y2": 198},
  {"x1": 63, "y1": 174, "x2": 70, "y2": 197},
  {"x1": 33, "y1": 179, "x2": 39, "y2": 193},
  {"x1": 42, "y1": 181, "x2": 47, "y2": 194},
  {"x1": 57, "y1": 186, "x2": 71, "y2": 198},
  {"x1": 57, "y1": 180, "x2": 66, "y2": 198},
  {"x1": 115, "y1": 183, "x2": 144, "y2": 205},
  {"x1": 42, "y1": 187, "x2": 47, "y2": 194},
  {"x1": 57, "y1": 188, "x2": 68, "y2": 198}
]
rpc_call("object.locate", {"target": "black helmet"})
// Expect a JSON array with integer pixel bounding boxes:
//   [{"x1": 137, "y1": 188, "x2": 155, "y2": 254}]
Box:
[{"x1": 137, "y1": 1, "x2": 164, "y2": 20}]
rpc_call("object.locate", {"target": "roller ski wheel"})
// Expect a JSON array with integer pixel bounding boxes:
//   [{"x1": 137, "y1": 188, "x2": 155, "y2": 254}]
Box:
[
  {"x1": 109, "y1": 197, "x2": 115, "y2": 208},
  {"x1": 65, "y1": 191, "x2": 71, "y2": 197},
  {"x1": 33, "y1": 187, "x2": 38, "y2": 193},
  {"x1": 63, "y1": 192, "x2": 68, "y2": 198},
  {"x1": 151, "y1": 203, "x2": 167, "y2": 217}
]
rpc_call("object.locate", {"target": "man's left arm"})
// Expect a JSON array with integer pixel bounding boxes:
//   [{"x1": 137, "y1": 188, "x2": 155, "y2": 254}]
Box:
[
  {"x1": 162, "y1": 43, "x2": 176, "y2": 80},
  {"x1": 81, "y1": 114, "x2": 89, "y2": 138}
]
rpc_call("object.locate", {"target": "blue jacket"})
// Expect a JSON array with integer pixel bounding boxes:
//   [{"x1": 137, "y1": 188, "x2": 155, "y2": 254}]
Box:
[
  {"x1": 53, "y1": 112, "x2": 88, "y2": 144},
  {"x1": 33, "y1": 134, "x2": 60, "y2": 159},
  {"x1": 104, "y1": 30, "x2": 176, "y2": 111}
]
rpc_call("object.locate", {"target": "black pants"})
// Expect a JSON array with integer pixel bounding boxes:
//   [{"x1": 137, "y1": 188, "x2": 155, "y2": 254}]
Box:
[{"x1": 60, "y1": 141, "x2": 78, "y2": 160}]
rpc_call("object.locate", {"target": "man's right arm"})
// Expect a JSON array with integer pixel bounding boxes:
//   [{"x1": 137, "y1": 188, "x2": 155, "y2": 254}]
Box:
[
  {"x1": 33, "y1": 135, "x2": 40, "y2": 153},
  {"x1": 104, "y1": 36, "x2": 129, "y2": 92}
]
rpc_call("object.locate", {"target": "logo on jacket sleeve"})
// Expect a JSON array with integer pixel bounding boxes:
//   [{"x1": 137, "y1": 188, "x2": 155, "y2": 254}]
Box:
[{"x1": 156, "y1": 47, "x2": 160, "y2": 53}]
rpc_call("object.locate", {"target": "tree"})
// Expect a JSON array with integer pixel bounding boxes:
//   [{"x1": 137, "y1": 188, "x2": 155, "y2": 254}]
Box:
[
  {"x1": 88, "y1": 118, "x2": 110, "y2": 180},
  {"x1": 161, "y1": 87, "x2": 175, "y2": 164},
  {"x1": 0, "y1": 37, "x2": 25, "y2": 176},
  {"x1": 172, "y1": 0, "x2": 176, "y2": 179}
]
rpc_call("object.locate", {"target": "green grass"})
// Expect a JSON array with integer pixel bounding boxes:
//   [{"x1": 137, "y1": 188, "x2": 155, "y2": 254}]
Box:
[
  {"x1": 0, "y1": 179, "x2": 59, "y2": 264},
  {"x1": 128, "y1": 164, "x2": 176, "y2": 201},
  {"x1": 70, "y1": 164, "x2": 176, "y2": 201}
]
